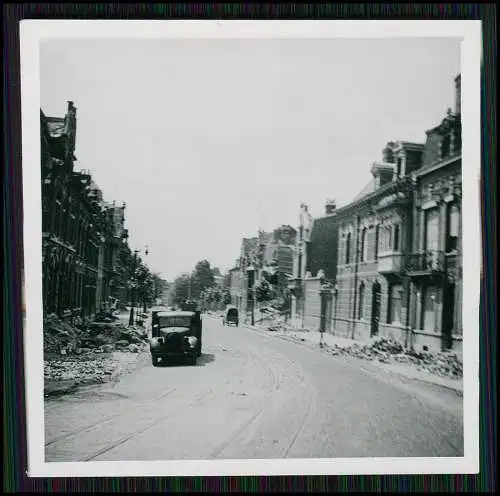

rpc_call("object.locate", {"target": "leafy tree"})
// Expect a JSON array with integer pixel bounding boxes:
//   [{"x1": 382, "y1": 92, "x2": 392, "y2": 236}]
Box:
[
  {"x1": 222, "y1": 289, "x2": 232, "y2": 306},
  {"x1": 173, "y1": 274, "x2": 191, "y2": 306},
  {"x1": 255, "y1": 279, "x2": 274, "y2": 303},
  {"x1": 190, "y1": 259, "x2": 215, "y2": 299}
]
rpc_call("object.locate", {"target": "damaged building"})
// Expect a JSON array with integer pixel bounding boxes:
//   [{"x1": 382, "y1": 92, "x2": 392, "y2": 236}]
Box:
[{"x1": 41, "y1": 101, "x2": 128, "y2": 318}]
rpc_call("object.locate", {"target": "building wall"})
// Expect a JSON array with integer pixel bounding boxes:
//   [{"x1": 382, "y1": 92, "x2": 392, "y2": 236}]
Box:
[
  {"x1": 332, "y1": 104, "x2": 462, "y2": 354},
  {"x1": 41, "y1": 102, "x2": 126, "y2": 319},
  {"x1": 303, "y1": 278, "x2": 321, "y2": 331},
  {"x1": 308, "y1": 214, "x2": 338, "y2": 282},
  {"x1": 410, "y1": 157, "x2": 462, "y2": 354}
]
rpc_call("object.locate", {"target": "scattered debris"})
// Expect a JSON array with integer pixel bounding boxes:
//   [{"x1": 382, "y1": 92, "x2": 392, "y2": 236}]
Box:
[
  {"x1": 44, "y1": 311, "x2": 150, "y2": 395},
  {"x1": 322, "y1": 337, "x2": 463, "y2": 379}
]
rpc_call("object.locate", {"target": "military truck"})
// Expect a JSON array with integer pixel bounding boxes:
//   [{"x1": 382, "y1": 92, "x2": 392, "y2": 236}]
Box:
[{"x1": 151, "y1": 299, "x2": 203, "y2": 361}]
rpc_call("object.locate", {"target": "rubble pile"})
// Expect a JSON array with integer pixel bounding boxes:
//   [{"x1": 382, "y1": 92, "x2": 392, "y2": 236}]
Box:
[
  {"x1": 43, "y1": 314, "x2": 149, "y2": 356},
  {"x1": 44, "y1": 312, "x2": 150, "y2": 394},
  {"x1": 324, "y1": 337, "x2": 462, "y2": 379},
  {"x1": 44, "y1": 354, "x2": 120, "y2": 385},
  {"x1": 257, "y1": 309, "x2": 289, "y2": 332}
]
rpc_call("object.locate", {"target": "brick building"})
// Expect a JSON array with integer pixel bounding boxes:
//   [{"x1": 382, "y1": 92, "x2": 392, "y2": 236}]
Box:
[
  {"x1": 290, "y1": 201, "x2": 339, "y2": 330},
  {"x1": 41, "y1": 101, "x2": 127, "y2": 318},
  {"x1": 333, "y1": 75, "x2": 462, "y2": 354},
  {"x1": 334, "y1": 143, "x2": 419, "y2": 344},
  {"x1": 406, "y1": 74, "x2": 462, "y2": 354}
]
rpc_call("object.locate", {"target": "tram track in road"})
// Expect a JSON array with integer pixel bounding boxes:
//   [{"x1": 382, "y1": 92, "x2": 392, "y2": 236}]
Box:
[
  {"x1": 83, "y1": 388, "x2": 215, "y2": 461},
  {"x1": 206, "y1": 345, "x2": 281, "y2": 459},
  {"x1": 207, "y1": 338, "x2": 317, "y2": 460},
  {"x1": 45, "y1": 386, "x2": 178, "y2": 447}
]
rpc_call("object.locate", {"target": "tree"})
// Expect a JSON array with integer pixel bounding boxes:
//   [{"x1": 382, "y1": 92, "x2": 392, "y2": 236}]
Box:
[
  {"x1": 255, "y1": 279, "x2": 274, "y2": 303},
  {"x1": 222, "y1": 289, "x2": 232, "y2": 306},
  {"x1": 173, "y1": 274, "x2": 190, "y2": 306},
  {"x1": 190, "y1": 259, "x2": 215, "y2": 299},
  {"x1": 152, "y1": 273, "x2": 167, "y2": 302}
]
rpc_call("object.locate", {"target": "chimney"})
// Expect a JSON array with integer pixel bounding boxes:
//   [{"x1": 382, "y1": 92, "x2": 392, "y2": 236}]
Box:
[
  {"x1": 455, "y1": 74, "x2": 461, "y2": 115},
  {"x1": 325, "y1": 199, "x2": 337, "y2": 215},
  {"x1": 382, "y1": 142, "x2": 395, "y2": 163}
]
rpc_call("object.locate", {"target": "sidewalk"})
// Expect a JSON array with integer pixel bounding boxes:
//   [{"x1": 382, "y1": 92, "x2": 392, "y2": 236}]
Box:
[{"x1": 244, "y1": 323, "x2": 463, "y2": 396}]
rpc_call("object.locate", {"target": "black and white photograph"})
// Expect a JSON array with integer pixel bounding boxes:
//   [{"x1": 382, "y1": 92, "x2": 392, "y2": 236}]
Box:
[{"x1": 21, "y1": 21, "x2": 481, "y2": 477}]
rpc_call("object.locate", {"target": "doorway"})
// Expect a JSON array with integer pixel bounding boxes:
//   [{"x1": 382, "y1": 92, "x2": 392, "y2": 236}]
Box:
[
  {"x1": 371, "y1": 281, "x2": 381, "y2": 337},
  {"x1": 441, "y1": 281, "x2": 455, "y2": 351}
]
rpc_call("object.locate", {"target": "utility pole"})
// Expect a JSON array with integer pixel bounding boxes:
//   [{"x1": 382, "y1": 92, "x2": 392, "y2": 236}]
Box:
[{"x1": 128, "y1": 249, "x2": 139, "y2": 326}]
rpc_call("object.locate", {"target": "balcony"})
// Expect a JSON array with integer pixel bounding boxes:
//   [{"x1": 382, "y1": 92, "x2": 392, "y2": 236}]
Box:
[
  {"x1": 405, "y1": 251, "x2": 445, "y2": 276},
  {"x1": 378, "y1": 252, "x2": 403, "y2": 274}
]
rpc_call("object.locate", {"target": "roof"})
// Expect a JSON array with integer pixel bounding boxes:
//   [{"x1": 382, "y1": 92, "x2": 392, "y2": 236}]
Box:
[
  {"x1": 352, "y1": 179, "x2": 376, "y2": 202},
  {"x1": 156, "y1": 311, "x2": 195, "y2": 318}
]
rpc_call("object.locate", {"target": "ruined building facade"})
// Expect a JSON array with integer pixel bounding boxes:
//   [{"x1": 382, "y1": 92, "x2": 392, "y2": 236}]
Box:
[{"x1": 41, "y1": 101, "x2": 127, "y2": 318}]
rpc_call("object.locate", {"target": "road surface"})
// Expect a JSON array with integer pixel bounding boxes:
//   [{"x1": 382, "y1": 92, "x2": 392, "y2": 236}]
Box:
[{"x1": 45, "y1": 316, "x2": 463, "y2": 461}]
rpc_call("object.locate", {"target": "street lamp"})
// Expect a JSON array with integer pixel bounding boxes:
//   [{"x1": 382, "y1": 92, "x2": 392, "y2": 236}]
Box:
[
  {"x1": 246, "y1": 264, "x2": 256, "y2": 326},
  {"x1": 128, "y1": 245, "x2": 149, "y2": 326},
  {"x1": 128, "y1": 249, "x2": 139, "y2": 326}
]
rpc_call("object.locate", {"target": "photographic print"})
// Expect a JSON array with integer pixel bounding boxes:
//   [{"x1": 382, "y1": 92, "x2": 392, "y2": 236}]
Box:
[{"x1": 20, "y1": 20, "x2": 481, "y2": 477}]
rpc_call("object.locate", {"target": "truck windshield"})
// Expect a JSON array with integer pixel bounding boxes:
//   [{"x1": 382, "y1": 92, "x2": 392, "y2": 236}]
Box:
[{"x1": 159, "y1": 316, "x2": 192, "y2": 328}]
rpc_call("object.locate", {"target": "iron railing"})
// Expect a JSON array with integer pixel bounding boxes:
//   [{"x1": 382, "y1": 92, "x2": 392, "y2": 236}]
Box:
[{"x1": 405, "y1": 250, "x2": 446, "y2": 274}]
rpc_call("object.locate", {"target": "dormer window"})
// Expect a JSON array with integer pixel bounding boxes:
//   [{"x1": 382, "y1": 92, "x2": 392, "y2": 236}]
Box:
[{"x1": 441, "y1": 134, "x2": 451, "y2": 159}]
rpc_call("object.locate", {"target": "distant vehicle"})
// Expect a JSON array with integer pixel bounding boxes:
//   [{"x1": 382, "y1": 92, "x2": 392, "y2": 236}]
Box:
[
  {"x1": 222, "y1": 305, "x2": 239, "y2": 327},
  {"x1": 150, "y1": 310, "x2": 202, "y2": 367}
]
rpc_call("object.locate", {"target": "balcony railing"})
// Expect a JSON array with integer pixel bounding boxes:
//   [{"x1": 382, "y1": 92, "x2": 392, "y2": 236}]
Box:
[
  {"x1": 377, "y1": 252, "x2": 403, "y2": 274},
  {"x1": 405, "y1": 250, "x2": 446, "y2": 275}
]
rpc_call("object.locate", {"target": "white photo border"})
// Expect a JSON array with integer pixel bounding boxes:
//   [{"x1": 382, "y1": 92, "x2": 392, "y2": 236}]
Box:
[{"x1": 20, "y1": 20, "x2": 482, "y2": 478}]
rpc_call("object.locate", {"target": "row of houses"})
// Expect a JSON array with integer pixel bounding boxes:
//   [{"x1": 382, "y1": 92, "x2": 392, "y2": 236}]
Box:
[
  {"x1": 230, "y1": 74, "x2": 463, "y2": 356},
  {"x1": 41, "y1": 101, "x2": 129, "y2": 318}
]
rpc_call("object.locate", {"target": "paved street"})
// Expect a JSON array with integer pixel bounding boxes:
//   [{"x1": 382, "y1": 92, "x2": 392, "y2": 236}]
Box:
[{"x1": 45, "y1": 316, "x2": 463, "y2": 462}]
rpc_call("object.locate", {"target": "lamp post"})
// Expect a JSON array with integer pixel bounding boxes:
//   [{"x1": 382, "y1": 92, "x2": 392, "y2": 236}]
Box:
[
  {"x1": 246, "y1": 264, "x2": 256, "y2": 326},
  {"x1": 128, "y1": 245, "x2": 149, "y2": 326},
  {"x1": 128, "y1": 249, "x2": 139, "y2": 326}
]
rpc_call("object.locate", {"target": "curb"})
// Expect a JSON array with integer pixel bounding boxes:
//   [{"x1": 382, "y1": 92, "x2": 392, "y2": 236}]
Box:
[{"x1": 242, "y1": 324, "x2": 463, "y2": 396}]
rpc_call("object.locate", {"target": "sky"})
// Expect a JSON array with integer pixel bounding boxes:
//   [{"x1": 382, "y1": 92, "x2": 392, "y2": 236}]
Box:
[{"x1": 40, "y1": 37, "x2": 461, "y2": 281}]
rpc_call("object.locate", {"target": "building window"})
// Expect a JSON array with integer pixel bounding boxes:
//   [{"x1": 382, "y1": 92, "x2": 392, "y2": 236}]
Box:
[
  {"x1": 446, "y1": 204, "x2": 460, "y2": 252},
  {"x1": 441, "y1": 134, "x2": 451, "y2": 158},
  {"x1": 388, "y1": 284, "x2": 403, "y2": 324},
  {"x1": 422, "y1": 285, "x2": 438, "y2": 331},
  {"x1": 396, "y1": 157, "x2": 402, "y2": 178},
  {"x1": 380, "y1": 224, "x2": 392, "y2": 253},
  {"x1": 358, "y1": 283, "x2": 365, "y2": 319},
  {"x1": 393, "y1": 224, "x2": 400, "y2": 251},
  {"x1": 360, "y1": 228, "x2": 367, "y2": 262},
  {"x1": 424, "y1": 208, "x2": 440, "y2": 253},
  {"x1": 374, "y1": 225, "x2": 380, "y2": 260},
  {"x1": 345, "y1": 233, "x2": 351, "y2": 264}
]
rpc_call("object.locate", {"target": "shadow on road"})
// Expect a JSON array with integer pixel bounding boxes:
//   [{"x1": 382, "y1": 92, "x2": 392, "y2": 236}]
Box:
[{"x1": 158, "y1": 353, "x2": 216, "y2": 368}]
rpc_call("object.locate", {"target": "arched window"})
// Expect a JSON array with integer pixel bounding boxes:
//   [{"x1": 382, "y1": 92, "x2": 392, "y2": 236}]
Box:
[
  {"x1": 360, "y1": 228, "x2": 367, "y2": 262},
  {"x1": 345, "y1": 233, "x2": 352, "y2": 264},
  {"x1": 358, "y1": 283, "x2": 365, "y2": 319}
]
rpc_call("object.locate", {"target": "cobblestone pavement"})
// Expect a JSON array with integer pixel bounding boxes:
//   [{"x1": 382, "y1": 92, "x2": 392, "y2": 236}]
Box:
[{"x1": 45, "y1": 316, "x2": 463, "y2": 462}]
